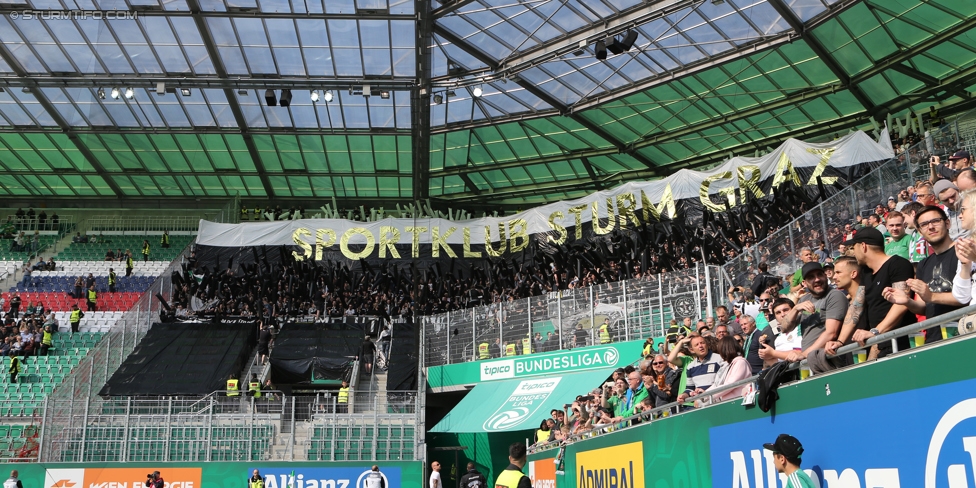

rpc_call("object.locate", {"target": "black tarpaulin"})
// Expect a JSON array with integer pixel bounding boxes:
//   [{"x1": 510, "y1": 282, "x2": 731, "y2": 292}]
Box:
[
  {"x1": 269, "y1": 322, "x2": 366, "y2": 384},
  {"x1": 100, "y1": 320, "x2": 257, "y2": 396},
  {"x1": 387, "y1": 316, "x2": 417, "y2": 391}
]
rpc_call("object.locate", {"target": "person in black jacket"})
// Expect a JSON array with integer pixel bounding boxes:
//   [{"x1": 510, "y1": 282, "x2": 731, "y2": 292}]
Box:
[
  {"x1": 145, "y1": 471, "x2": 164, "y2": 488},
  {"x1": 458, "y1": 463, "x2": 486, "y2": 488},
  {"x1": 751, "y1": 262, "x2": 781, "y2": 297},
  {"x1": 360, "y1": 336, "x2": 376, "y2": 375}
]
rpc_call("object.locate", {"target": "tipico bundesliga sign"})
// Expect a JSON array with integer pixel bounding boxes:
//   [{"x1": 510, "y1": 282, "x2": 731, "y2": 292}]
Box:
[{"x1": 480, "y1": 345, "x2": 623, "y2": 381}]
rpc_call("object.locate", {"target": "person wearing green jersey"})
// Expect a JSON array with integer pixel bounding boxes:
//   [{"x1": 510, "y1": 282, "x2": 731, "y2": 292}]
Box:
[{"x1": 763, "y1": 434, "x2": 817, "y2": 488}]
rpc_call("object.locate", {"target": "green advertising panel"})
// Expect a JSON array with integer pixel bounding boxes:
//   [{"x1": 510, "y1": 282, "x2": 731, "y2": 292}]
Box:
[
  {"x1": 427, "y1": 340, "x2": 645, "y2": 390},
  {"x1": 527, "y1": 335, "x2": 976, "y2": 488},
  {"x1": 431, "y1": 368, "x2": 617, "y2": 433},
  {"x1": 11, "y1": 461, "x2": 424, "y2": 488}
]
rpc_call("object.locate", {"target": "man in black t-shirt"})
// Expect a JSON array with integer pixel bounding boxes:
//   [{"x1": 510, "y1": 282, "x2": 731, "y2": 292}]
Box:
[
  {"x1": 846, "y1": 228, "x2": 915, "y2": 357},
  {"x1": 885, "y1": 206, "x2": 964, "y2": 344}
]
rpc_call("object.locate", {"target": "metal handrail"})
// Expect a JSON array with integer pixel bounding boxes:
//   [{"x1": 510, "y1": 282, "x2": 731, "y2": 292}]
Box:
[{"x1": 530, "y1": 302, "x2": 976, "y2": 453}]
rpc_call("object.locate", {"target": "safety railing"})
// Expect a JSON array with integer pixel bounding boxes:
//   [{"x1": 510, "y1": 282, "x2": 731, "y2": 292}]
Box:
[
  {"x1": 421, "y1": 264, "x2": 726, "y2": 367},
  {"x1": 87, "y1": 216, "x2": 203, "y2": 234},
  {"x1": 530, "y1": 303, "x2": 976, "y2": 454},
  {"x1": 723, "y1": 111, "x2": 970, "y2": 285}
]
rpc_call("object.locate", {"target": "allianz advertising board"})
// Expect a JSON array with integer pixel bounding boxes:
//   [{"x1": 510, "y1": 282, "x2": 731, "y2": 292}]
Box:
[
  {"x1": 247, "y1": 467, "x2": 401, "y2": 488},
  {"x1": 480, "y1": 346, "x2": 622, "y2": 382},
  {"x1": 709, "y1": 377, "x2": 976, "y2": 488}
]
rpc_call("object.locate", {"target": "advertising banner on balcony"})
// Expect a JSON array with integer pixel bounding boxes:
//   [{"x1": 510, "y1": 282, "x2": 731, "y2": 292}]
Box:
[
  {"x1": 524, "y1": 335, "x2": 976, "y2": 488},
  {"x1": 426, "y1": 339, "x2": 645, "y2": 389},
  {"x1": 195, "y1": 130, "x2": 891, "y2": 273}
]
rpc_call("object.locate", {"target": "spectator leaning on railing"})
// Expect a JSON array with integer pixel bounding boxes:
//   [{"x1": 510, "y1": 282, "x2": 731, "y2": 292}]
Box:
[
  {"x1": 821, "y1": 256, "x2": 865, "y2": 358},
  {"x1": 669, "y1": 334, "x2": 725, "y2": 406},
  {"x1": 785, "y1": 262, "x2": 848, "y2": 375},
  {"x1": 884, "y1": 205, "x2": 965, "y2": 344},
  {"x1": 847, "y1": 228, "x2": 916, "y2": 358}
]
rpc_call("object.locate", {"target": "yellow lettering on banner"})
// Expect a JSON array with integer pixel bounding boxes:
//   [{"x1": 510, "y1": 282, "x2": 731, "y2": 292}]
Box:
[
  {"x1": 339, "y1": 227, "x2": 375, "y2": 260},
  {"x1": 292, "y1": 228, "x2": 312, "y2": 261},
  {"x1": 616, "y1": 193, "x2": 640, "y2": 229},
  {"x1": 432, "y1": 226, "x2": 458, "y2": 258},
  {"x1": 700, "y1": 172, "x2": 733, "y2": 212},
  {"x1": 547, "y1": 211, "x2": 567, "y2": 245},
  {"x1": 405, "y1": 226, "x2": 427, "y2": 258},
  {"x1": 736, "y1": 165, "x2": 765, "y2": 202},
  {"x1": 509, "y1": 219, "x2": 529, "y2": 253},
  {"x1": 463, "y1": 228, "x2": 482, "y2": 258},
  {"x1": 315, "y1": 229, "x2": 336, "y2": 260},
  {"x1": 379, "y1": 226, "x2": 401, "y2": 259},
  {"x1": 567, "y1": 205, "x2": 587, "y2": 240},
  {"x1": 592, "y1": 198, "x2": 616, "y2": 235},
  {"x1": 640, "y1": 184, "x2": 675, "y2": 221},
  {"x1": 771, "y1": 151, "x2": 801, "y2": 190},
  {"x1": 805, "y1": 148, "x2": 839, "y2": 185},
  {"x1": 485, "y1": 223, "x2": 507, "y2": 257}
]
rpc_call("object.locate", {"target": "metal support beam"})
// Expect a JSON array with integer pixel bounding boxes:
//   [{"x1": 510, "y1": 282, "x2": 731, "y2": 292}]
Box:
[
  {"x1": 438, "y1": 65, "x2": 976, "y2": 204},
  {"x1": 412, "y1": 0, "x2": 434, "y2": 201},
  {"x1": 0, "y1": 7, "x2": 417, "y2": 20},
  {"x1": 0, "y1": 76, "x2": 416, "y2": 91},
  {"x1": 492, "y1": 0, "x2": 702, "y2": 78},
  {"x1": 458, "y1": 173, "x2": 482, "y2": 195},
  {"x1": 0, "y1": 45, "x2": 122, "y2": 197},
  {"x1": 766, "y1": 0, "x2": 873, "y2": 111},
  {"x1": 431, "y1": 0, "x2": 479, "y2": 18},
  {"x1": 580, "y1": 157, "x2": 603, "y2": 190},
  {"x1": 435, "y1": 22, "x2": 659, "y2": 170},
  {"x1": 186, "y1": 0, "x2": 274, "y2": 198},
  {"x1": 0, "y1": 126, "x2": 412, "y2": 136}
]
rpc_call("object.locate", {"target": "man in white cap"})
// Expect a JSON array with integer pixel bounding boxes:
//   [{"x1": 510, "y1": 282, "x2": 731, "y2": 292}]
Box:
[{"x1": 934, "y1": 179, "x2": 964, "y2": 238}]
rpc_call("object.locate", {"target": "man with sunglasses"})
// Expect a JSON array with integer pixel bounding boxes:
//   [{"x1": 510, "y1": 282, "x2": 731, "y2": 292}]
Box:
[{"x1": 883, "y1": 206, "x2": 964, "y2": 344}]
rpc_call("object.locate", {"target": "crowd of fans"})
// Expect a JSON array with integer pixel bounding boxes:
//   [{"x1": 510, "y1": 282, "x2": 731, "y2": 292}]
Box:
[{"x1": 532, "y1": 145, "x2": 976, "y2": 451}]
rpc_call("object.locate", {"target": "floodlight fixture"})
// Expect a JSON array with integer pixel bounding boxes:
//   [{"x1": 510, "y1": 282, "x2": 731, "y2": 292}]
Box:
[
  {"x1": 310, "y1": 90, "x2": 320, "y2": 102},
  {"x1": 111, "y1": 87, "x2": 120, "y2": 99},
  {"x1": 124, "y1": 87, "x2": 134, "y2": 99},
  {"x1": 238, "y1": 87, "x2": 248, "y2": 96},
  {"x1": 606, "y1": 37, "x2": 624, "y2": 55},
  {"x1": 156, "y1": 82, "x2": 166, "y2": 95},
  {"x1": 379, "y1": 90, "x2": 390, "y2": 99},
  {"x1": 265, "y1": 89, "x2": 277, "y2": 106},
  {"x1": 323, "y1": 91, "x2": 333, "y2": 102},
  {"x1": 279, "y1": 88, "x2": 292, "y2": 107},
  {"x1": 619, "y1": 30, "x2": 638, "y2": 51},
  {"x1": 363, "y1": 84, "x2": 371, "y2": 98},
  {"x1": 595, "y1": 40, "x2": 607, "y2": 60},
  {"x1": 21, "y1": 86, "x2": 30, "y2": 93},
  {"x1": 472, "y1": 86, "x2": 483, "y2": 97},
  {"x1": 433, "y1": 94, "x2": 443, "y2": 105},
  {"x1": 446, "y1": 90, "x2": 456, "y2": 97},
  {"x1": 180, "y1": 88, "x2": 192, "y2": 97},
  {"x1": 97, "y1": 88, "x2": 105, "y2": 99}
]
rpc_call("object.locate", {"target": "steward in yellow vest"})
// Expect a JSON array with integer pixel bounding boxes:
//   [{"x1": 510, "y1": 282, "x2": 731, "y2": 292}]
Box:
[
  {"x1": 40, "y1": 325, "x2": 54, "y2": 356},
  {"x1": 86, "y1": 286, "x2": 98, "y2": 312},
  {"x1": 142, "y1": 240, "x2": 151, "y2": 262},
  {"x1": 521, "y1": 337, "x2": 531, "y2": 355},
  {"x1": 338, "y1": 380, "x2": 350, "y2": 413},
  {"x1": 478, "y1": 342, "x2": 489, "y2": 360},
  {"x1": 9, "y1": 356, "x2": 22, "y2": 384},
  {"x1": 494, "y1": 443, "x2": 531, "y2": 488},
  {"x1": 505, "y1": 343, "x2": 516, "y2": 356},
  {"x1": 161, "y1": 231, "x2": 170, "y2": 248},
  {"x1": 125, "y1": 252, "x2": 134, "y2": 277},
  {"x1": 70, "y1": 304, "x2": 84, "y2": 333},
  {"x1": 248, "y1": 470, "x2": 265, "y2": 488},
  {"x1": 248, "y1": 374, "x2": 262, "y2": 398},
  {"x1": 108, "y1": 268, "x2": 117, "y2": 293},
  {"x1": 599, "y1": 320, "x2": 611, "y2": 344},
  {"x1": 226, "y1": 376, "x2": 240, "y2": 396}
]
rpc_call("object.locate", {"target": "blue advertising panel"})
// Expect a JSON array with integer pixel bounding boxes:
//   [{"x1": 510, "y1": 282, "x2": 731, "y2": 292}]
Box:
[
  {"x1": 709, "y1": 377, "x2": 976, "y2": 488},
  {"x1": 250, "y1": 466, "x2": 402, "y2": 488}
]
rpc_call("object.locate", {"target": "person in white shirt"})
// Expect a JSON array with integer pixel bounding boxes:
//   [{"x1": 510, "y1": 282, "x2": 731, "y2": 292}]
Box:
[
  {"x1": 429, "y1": 461, "x2": 442, "y2": 488},
  {"x1": 363, "y1": 465, "x2": 385, "y2": 488}
]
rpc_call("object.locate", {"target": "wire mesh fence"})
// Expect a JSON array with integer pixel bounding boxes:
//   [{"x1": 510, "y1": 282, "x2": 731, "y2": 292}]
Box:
[{"x1": 421, "y1": 264, "x2": 727, "y2": 366}]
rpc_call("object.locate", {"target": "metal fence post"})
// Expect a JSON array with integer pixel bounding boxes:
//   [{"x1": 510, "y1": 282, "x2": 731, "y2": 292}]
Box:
[
  {"x1": 446, "y1": 316, "x2": 451, "y2": 364},
  {"x1": 788, "y1": 225, "x2": 797, "y2": 272},
  {"x1": 589, "y1": 287, "x2": 595, "y2": 345},
  {"x1": 471, "y1": 309, "x2": 476, "y2": 360},
  {"x1": 38, "y1": 395, "x2": 48, "y2": 462},
  {"x1": 527, "y1": 296, "x2": 532, "y2": 346},
  {"x1": 704, "y1": 265, "x2": 713, "y2": 317},
  {"x1": 121, "y1": 398, "x2": 131, "y2": 462},
  {"x1": 694, "y1": 263, "x2": 702, "y2": 319},
  {"x1": 622, "y1": 282, "x2": 629, "y2": 342},
  {"x1": 658, "y1": 273, "x2": 665, "y2": 336},
  {"x1": 556, "y1": 292, "x2": 563, "y2": 349}
]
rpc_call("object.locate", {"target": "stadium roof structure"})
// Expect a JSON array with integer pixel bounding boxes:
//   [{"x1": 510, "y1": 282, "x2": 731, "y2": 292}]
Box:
[{"x1": 0, "y1": 0, "x2": 974, "y2": 209}]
